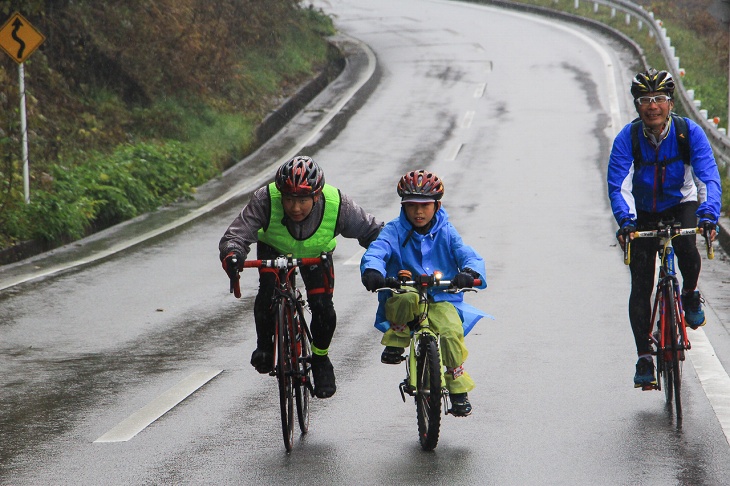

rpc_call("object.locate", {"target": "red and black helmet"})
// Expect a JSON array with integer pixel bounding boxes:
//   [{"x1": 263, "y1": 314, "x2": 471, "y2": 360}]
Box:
[
  {"x1": 275, "y1": 156, "x2": 325, "y2": 196},
  {"x1": 397, "y1": 170, "x2": 444, "y2": 202},
  {"x1": 630, "y1": 68, "x2": 675, "y2": 99}
]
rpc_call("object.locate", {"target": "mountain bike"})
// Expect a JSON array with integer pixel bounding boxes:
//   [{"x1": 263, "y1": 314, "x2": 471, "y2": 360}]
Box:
[
  {"x1": 376, "y1": 270, "x2": 481, "y2": 451},
  {"x1": 624, "y1": 221, "x2": 713, "y2": 422},
  {"x1": 229, "y1": 254, "x2": 325, "y2": 451}
]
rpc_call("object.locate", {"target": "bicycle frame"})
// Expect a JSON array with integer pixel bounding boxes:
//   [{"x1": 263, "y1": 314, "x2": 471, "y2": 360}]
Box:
[
  {"x1": 624, "y1": 222, "x2": 712, "y2": 422},
  {"x1": 230, "y1": 254, "x2": 323, "y2": 451}
]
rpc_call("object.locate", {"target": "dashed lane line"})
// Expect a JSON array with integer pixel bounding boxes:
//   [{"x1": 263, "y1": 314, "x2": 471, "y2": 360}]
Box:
[{"x1": 94, "y1": 369, "x2": 222, "y2": 443}]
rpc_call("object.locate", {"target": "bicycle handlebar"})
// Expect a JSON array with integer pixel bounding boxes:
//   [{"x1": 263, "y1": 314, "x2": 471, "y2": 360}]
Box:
[
  {"x1": 623, "y1": 226, "x2": 713, "y2": 265},
  {"x1": 377, "y1": 273, "x2": 482, "y2": 292},
  {"x1": 242, "y1": 255, "x2": 325, "y2": 269},
  {"x1": 228, "y1": 254, "x2": 329, "y2": 299}
]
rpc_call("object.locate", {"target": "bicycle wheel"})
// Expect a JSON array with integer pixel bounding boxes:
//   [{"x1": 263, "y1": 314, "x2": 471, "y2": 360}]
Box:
[
  {"x1": 667, "y1": 292, "x2": 683, "y2": 421},
  {"x1": 415, "y1": 335, "x2": 442, "y2": 451},
  {"x1": 294, "y1": 303, "x2": 311, "y2": 434},
  {"x1": 660, "y1": 286, "x2": 683, "y2": 422},
  {"x1": 660, "y1": 290, "x2": 674, "y2": 405},
  {"x1": 276, "y1": 302, "x2": 295, "y2": 451}
]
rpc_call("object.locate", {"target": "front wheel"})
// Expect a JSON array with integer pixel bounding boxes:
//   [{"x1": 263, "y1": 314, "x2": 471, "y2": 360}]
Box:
[
  {"x1": 415, "y1": 335, "x2": 442, "y2": 451},
  {"x1": 660, "y1": 286, "x2": 683, "y2": 422},
  {"x1": 294, "y1": 304, "x2": 311, "y2": 434},
  {"x1": 276, "y1": 303, "x2": 295, "y2": 451}
]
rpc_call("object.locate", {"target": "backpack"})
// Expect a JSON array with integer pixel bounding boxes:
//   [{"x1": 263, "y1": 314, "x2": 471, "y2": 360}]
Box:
[{"x1": 630, "y1": 113, "x2": 690, "y2": 168}]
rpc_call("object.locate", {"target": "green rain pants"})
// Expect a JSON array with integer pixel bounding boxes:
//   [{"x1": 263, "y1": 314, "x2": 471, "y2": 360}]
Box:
[{"x1": 383, "y1": 290, "x2": 475, "y2": 394}]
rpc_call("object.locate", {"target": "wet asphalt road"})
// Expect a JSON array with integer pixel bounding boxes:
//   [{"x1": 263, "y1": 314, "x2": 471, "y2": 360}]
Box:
[{"x1": 2, "y1": 0, "x2": 730, "y2": 484}]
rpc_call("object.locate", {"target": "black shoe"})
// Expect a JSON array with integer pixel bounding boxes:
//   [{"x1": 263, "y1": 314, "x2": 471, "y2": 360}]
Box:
[
  {"x1": 449, "y1": 393, "x2": 472, "y2": 417},
  {"x1": 250, "y1": 348, "x2": 273, "y2": 374},
  {"x1": 633, "y1": 357, "x2": 656, "y2": 388},
  {"x1": 381, "y1": 346, "x2": 405, "y2": 364},
  {"x1": 311, "y1": 354, "x2": 336, "y2": 398}
]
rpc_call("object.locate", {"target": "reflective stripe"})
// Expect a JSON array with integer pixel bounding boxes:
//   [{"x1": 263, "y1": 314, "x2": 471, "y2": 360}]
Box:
[{"x1": 311, "y1": 344, "x2": 328, "y2": 356}]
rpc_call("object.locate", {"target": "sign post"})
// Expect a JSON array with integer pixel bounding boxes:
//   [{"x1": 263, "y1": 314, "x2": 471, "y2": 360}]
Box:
[{"x1": 0, "y1": 12, "x2": 45, "y2": 203}]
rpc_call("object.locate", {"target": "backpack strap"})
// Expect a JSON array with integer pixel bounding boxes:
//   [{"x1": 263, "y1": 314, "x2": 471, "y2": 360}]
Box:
[{"x1": 630, "y1": 113, "x2": 690, "y2": 168}]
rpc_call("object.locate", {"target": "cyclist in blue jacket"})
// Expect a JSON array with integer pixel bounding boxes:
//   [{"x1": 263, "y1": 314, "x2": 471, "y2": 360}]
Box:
[
  {"x1": 607, "y1": 69, "x2": 722, "y2": 388},
  {"x1": 360, "y1": 170, "x2": 488, "y2": 416}
]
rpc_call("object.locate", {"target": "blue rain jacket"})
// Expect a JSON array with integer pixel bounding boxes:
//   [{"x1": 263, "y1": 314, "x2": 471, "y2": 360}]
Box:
[
  {"x1": 360, "y1": 206, "x2": 491, "y2": 335},
  {"x1": 607, "y1": 115, "x2": 722, "y2": 225}
]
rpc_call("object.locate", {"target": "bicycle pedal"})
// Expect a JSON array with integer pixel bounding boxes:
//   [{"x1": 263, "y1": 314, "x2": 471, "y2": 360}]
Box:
[{"x1": 640, "y1": 384, "x2": 658, "y2": 391}]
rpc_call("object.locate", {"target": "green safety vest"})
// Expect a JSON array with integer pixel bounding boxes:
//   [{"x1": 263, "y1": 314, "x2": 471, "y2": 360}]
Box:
[{"x1": 258, "y1": 183, "x2": 340, "y2": 257}]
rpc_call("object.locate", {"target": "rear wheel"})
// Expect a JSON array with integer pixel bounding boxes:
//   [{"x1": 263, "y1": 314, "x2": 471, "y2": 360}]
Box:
[
  {"x1": 276, "y1": 303, "x2": 295, "y2": 451},
  {"x1": 294, "y1": 304, "x2": 311, "y2": 434},
  {"x1": 415, "y1": 335, "x2": 442, "y2": 451}
]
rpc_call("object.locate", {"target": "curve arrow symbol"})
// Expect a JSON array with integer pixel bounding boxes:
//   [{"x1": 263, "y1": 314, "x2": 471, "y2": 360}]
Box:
[{"x1": 11, "y1": 18, "x2": 26, "y2": 59}]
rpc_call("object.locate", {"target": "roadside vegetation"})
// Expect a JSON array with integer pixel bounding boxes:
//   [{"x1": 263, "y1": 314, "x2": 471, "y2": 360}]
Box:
[{"x1": 0, "y1": 0, "x2": 336, "y2": 257}]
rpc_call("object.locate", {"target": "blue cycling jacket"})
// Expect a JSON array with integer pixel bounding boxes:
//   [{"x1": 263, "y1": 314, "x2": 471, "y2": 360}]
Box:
[
  {"x1": 360, "y1": 206, "x2": 490, "y2": 334},
  {"x1": 607, "y1": 115, "x2": 722, "y2": 225}
]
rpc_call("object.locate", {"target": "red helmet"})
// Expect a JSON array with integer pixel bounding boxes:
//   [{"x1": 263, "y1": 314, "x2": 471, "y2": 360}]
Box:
[
  {"x1": 397, "y1": 170, "x2": 444, "y2": 202},
  {"x1": 275, "y1": 156, "x2": 325, "y2": 196}
]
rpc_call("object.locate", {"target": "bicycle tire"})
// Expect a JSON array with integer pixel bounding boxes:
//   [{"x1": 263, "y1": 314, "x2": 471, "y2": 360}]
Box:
[
  {"x1": 415, "y1": 335, "x2": 442, "y2": 451},
  {"x1": 660, "y1": 287, "x2": 674, "y2": 405},
  {"x1": 276, "y1": 302, "x2": 295, "y2": 451},
  {"x1": 668, "y1": 290, "x2": 683, "y2": 421},
  {"x1": 294, "y1": 302, "x2": 311, "y2": 434}
]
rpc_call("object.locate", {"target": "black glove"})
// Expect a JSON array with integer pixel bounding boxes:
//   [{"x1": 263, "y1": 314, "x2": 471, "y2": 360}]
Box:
[
  {"x1": 699, "y1": 217, "x2": 717, "y2": 237},
  {"x1": 222, "y1": 251, "x2": 243, "y2": 279},
  {"x1": 451, "y1": 268, "x2": 479, "y2": 288},
  {"x1": 362, "y1": 269, "x2": 386, "y2": 292},
  {"x1": 616, "y1": 222, "x2": 637, "y2": 240}
]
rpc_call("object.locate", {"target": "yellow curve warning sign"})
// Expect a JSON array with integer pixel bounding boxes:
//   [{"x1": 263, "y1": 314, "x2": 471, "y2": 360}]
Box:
[{"x1": 0, "y1": 12, "x2": 45, "y2": 64}]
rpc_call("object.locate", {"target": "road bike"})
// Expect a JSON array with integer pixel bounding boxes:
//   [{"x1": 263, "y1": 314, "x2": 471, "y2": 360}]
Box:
[
  {"x1": 624, "y1": 221, "x2": 713, "y2": 422},
  {"x1": 376, "y1": 270, "x2": 480, "y2": 451},
  {"x1": 230, "y1": 254, "x2": 325, "y2": 451}
]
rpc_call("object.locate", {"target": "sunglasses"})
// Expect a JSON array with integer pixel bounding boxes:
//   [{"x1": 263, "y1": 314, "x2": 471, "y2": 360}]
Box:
[{"x1": 635, "y1": 95, "x2": 672, "y2": 106}]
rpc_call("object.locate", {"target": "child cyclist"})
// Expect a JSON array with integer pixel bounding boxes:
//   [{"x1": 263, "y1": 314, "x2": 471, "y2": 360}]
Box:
[
  {"x1": 360, "y1": 170, "x2": 487, "y2": 416},
  {"x1": 220, "y1": 156, "x2": 382, "y2": 399}
]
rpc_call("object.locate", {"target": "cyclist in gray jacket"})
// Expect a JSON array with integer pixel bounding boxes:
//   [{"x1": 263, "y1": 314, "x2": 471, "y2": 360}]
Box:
[{"x1": 220, "y1": 156, "x2": 382, "y2": 398}]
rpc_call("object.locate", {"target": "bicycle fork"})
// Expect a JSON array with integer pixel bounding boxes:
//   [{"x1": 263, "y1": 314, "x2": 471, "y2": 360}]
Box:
[{"x1": 398, "y1": 331, "x2": 450, "y2": 413}]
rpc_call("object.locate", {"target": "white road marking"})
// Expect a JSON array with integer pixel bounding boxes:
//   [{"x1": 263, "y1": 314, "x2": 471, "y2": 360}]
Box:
[
  {"x1": 447, "y1": 142, "x2": 463, "y2": 161},
  {"x1": 688, "y1": 328, "x2": 730, "y2": 445},
  {"x1": 343, "y1": 248, "x2": 365, "y2": 266},
  {"x1": 94, "y1": 369, "x2": 222, "y2": 443},
  {"x1": 462, "y1": 110, "x2": 475, "y2": 129},
  {"x1": 473, "y1": 82, "x2": 487, "y2": 98}
]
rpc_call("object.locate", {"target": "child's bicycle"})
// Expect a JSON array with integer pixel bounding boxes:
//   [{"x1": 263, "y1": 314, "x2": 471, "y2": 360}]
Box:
[
  {"x1": 376, "y1": 270, "x2": 481, "y2": 451},
  {"x1": 624, "y1": 220, "x2": 714, "y2": 422},
  {"x1": 229, "y1": 254, "x2": 326, "y2": 452}
]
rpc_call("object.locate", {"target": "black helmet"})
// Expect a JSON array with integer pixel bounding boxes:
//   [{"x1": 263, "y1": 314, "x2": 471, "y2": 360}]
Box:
[
  {"x1": 397, "y1": 170, "x2": 444, "y2": 202},
  {"x1": 631, "y1": 69, "x2": 675, "y2": 99},
  {"x1": 275, "y1": 156, "x2": 325, "y2": 196}
]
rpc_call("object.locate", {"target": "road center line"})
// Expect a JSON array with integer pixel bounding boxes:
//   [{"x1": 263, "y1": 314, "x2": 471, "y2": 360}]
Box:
[
  {"x1": 447, "y1": 143, "x2": 464, "y2": 161},
  {"x1": 462, "y1": 110, "x2": 475, "y2": 129},
  {"x1": 473, "y1": 82, "x2": 486, "y2": 98},
  {"x1": 94, "y1": 369, "x2": 222, "y2": 443}
]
